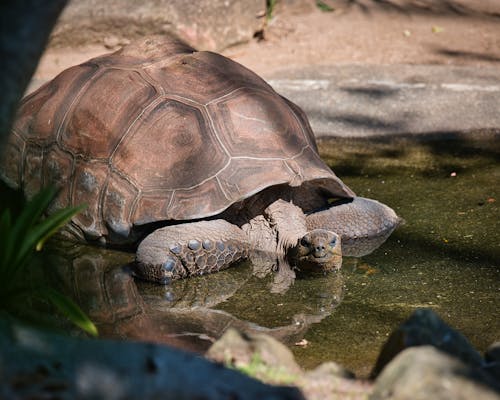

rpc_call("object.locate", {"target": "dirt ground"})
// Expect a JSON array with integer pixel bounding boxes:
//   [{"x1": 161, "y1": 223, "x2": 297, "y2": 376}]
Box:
[{"x1": 33, "y1": 0, "x2": 500, "y2": 84}]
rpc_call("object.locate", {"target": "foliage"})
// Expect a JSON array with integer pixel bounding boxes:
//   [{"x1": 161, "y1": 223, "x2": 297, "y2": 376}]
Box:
[
  {"x1": 0, "y1": 186, "x2": 97, "y2": 336},
  {"x1": 316, "y1": 0, "x2": 335, "y2": 12},
  {"x1": 226, "y1": 352, "x2": 298, "y2": 385},
  {"x1": 266, "y1": 0, "x2": 335, "y2": 22},
  {"x1": 266, "y1": 0, "x2": 277, "y2": 21}
]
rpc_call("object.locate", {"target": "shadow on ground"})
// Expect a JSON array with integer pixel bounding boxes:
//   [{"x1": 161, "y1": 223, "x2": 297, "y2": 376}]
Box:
[
  {"x1": 432, "y1": 47, "x2": 500, "y2": 64},
  {"x1": 336, "y1": 0, "x2": 500, "y2": 18},
  {"x1": 318, "y1": 130, "x2": 500, "y2": 178},
  {"x1": 318, "y1": 132, "x2": 500, "y2": 271}
]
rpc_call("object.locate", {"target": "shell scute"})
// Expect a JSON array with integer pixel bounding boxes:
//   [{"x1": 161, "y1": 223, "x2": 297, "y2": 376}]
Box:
[
  {"x1": 0, "y1": 131, "x2": 24, "y2": 189},
  {"x1": 209, "y1": 88, "x2": 307, "y2": 159},
  {"x1": 89, "y1": 36, "x2": 195, "y2": 68},
  {"x1": 16, "y1": 64, "x2": 98, "y2": 145},
  {"x1": 132, "y1": 193, "x2": 174, "y2": 226},
  {"x1": 111, "y1": 99, "x2": 228, "y2": 192},
  {"x1": 71, "y1": 161, "x2": 108, "y2": 240},
  {"x1": 23, "y1": 144, "x2": 44, "y2": 198},
  {"x1": 166, "y1": 177, "x2": 232, "y2": 220},
  {"x1": 103, "y1": 173, "x2": 138, "y2": 240},
  {"x1": 43, "y1": 146, "x2": 73, "y2": 212},
  {"x1": 61, "y1": 69, "x2": 156, "y2": 159},
  {"x1": 143, "y1": 51, "x2": 272, "y2": 104}
]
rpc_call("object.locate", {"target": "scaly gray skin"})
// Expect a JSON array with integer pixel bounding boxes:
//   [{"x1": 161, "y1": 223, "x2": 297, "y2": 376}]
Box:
[{"x1": 134, "y1": 192, "x2": 400, "y2": 284}]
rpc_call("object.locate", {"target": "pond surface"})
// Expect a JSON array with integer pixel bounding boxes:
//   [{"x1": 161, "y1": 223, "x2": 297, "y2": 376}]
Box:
[
  {"x1": 47, "y1": 133, "x2": 499, "y2": 377},
  {"x1": 292, "y1": 132, "x2": 500, "y2": 376}
]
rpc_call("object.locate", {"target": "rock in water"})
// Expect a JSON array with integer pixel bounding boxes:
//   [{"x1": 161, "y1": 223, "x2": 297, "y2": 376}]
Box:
[
  {"x1": 371, "y1": 308, "x2": 483, "y2": 377},
  {"x1": 371, "y1": 346, "x2": 500, "y2": 400}
]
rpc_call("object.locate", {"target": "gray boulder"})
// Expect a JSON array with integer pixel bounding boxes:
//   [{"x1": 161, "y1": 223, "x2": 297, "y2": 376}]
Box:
[
  {"x1": 371, "y1": 346, "x2": 500, "y2": 400},
  {"x1": 371, "y1": 308, "x2": 483, "y2": 377},
  {"x1": 485, "y1": 341, "x2": 500, "y2": 381},
  {"x1": 50, "y1": 0, "x2": 263, "y2": 51}
]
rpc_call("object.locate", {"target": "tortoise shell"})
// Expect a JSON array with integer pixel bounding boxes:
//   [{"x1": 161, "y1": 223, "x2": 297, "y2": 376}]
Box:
[{"x1": 1, "y1": 37, "x2": 354, "y2": 243}]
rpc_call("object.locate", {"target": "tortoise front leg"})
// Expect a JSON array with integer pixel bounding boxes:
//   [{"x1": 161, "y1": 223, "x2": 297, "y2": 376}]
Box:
[
  {"x1": 135, "y1": 220, "x2": 249, "y2": 284},
  {"x1": 306, "y1": 197, "x2": 401, "y2": 256}
]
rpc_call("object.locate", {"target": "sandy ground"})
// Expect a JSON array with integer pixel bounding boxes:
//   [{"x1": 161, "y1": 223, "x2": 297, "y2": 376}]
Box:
[
  {"x1": 228, "y1": 0, "x2": 500, "y2": 75},
  {"x1": 32, "y1": 0, "x2": 500, "y2": 85}
]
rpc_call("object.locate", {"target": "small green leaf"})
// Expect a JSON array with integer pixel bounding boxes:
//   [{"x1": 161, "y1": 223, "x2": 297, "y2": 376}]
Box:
[
  {"x1": 266, "y1": 0, "x2": 277, "y2": 21},
  {"x1": 37, "y1": 287, "x2": 98, "y2": 337},
  {"x1": 16, "y1": 204, "x2": 84, "y2": 266},
  {"x1": 316, "y1": 0, "x2": 335, "y2": 12},
  {"x1": 35, "y1": 204, "x2": 86, "y2": 251},
  {"x1": 5, "y1": 187, "x2": 57, "y2": 278},
  {"x1": 11, "y1": 187, "x2": 57, "y2": 241}
]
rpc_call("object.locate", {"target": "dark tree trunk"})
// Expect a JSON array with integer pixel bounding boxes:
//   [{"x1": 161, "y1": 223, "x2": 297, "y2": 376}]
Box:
[{"x1": 0, "y1": 0, "x2": 68, "y2": 153}]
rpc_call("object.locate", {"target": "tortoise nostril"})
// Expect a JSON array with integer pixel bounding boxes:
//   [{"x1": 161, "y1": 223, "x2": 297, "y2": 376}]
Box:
[{"x1": 315, "y1": 245, "x2": 325, "y2": 252}]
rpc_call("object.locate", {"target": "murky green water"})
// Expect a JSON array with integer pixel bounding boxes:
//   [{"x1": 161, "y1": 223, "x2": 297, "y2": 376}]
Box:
[
  {"x1": 38, "y1": 133, "x2": 500, "y2": 377},
  {"x1": 214, "y1": 134, "x2": 500, "y2": 376},
  {"x1": 290, "y1": 133, "x2": 500, "y2": 376}
]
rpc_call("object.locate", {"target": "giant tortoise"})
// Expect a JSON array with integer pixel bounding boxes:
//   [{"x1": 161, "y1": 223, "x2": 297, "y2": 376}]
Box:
[{"x1": 1, "y1": 37, "x2": 400, "y2": 284}]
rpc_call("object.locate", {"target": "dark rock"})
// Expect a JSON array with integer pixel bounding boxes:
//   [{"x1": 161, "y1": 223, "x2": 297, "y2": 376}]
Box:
[
  {"x1": 371, "y1": 346, "x2": 500, "y2": 400},
  {"x1": 50, "y1": 0, "x2": 264, "y2": 51},
  {"x1": 0, "y1": 319, "x2": 303, "y2": 400},
  {"x1": 485, "y1": 341, "x2": 500, "y2": 381},
  {"x1": 371, "y1": 308, "x2": 483, "y2": 377},
  {"x1": 486, "y1": 341, "x2": 500, "y2": 362}
]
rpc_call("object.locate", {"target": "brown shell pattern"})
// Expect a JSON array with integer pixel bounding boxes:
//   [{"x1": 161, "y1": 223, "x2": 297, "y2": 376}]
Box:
[{"x1": 1, "y1": 37, "x2": 354, "y2": 243}]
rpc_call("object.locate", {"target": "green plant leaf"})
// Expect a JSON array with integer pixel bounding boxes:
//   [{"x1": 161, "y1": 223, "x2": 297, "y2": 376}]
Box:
[
  {"x1": 16, "y1": 204, "x2": 84, "y2": 267},
  {"x1": 4, "y1": 187, "x2": 56, "y2": 279},
  {"x1": 9, "y1": 202, "x2": 84, "y2": 289},
  {"x1": 35, "y1": 204, "x2": 86, "y2": 251},
  {"x1": 316, "y1": 0, "x2": 335, "y2": 12},
  {"x1": 0, "y1": 185, "x2": 95, "y2": 336},
  {"x1": 228, "y1": 352, "x2": 298, "y2": 384},
  {"x1": 10, "y1": 187, "x2": 56, "y2": 241},
  {"x1": 37, "y1": 287, "x2": 98, "y2": 337},
  {"x1": 266, "y1": 0, "x2": 277, "y2": 21}
]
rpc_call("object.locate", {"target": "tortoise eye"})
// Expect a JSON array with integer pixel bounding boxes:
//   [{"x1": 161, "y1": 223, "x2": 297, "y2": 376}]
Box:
[
  {"x1": 329, "y1": 237, "x2": 337, "y2": 247},
  {"x1": 300, "y1": 237, "x2": 311, "y2": 247}
]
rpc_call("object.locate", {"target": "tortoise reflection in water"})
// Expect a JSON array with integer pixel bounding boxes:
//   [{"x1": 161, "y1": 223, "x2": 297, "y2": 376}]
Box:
[
  {"x1": 1, "y1": 37, "x2": 400, "y2": 284},
  {"x1": 49, "y1": 244, "x2": 345, "y2": 351}
]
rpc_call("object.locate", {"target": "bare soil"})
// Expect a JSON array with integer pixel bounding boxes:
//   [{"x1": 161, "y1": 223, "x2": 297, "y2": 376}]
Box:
[{"x1": 33, "y1": 0, "x2": 500, "y2": 84}]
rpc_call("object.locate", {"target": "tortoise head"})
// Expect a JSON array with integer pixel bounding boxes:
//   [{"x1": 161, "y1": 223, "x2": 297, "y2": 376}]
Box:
[{"x1": 291, "y1": 229, "x2": 342, "y2": 271}]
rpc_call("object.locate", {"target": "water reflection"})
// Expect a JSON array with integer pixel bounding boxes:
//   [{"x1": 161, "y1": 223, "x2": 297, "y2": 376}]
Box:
[
  {"x1": 48, "y1": 242, "x2": 346, "y2": 353},
  {"x1": 303, "y1": 133, "x2": 500, "y2": 376}
]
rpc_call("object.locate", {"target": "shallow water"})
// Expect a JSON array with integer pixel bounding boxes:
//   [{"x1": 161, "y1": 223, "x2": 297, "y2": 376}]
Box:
[
  {"x1": 44, "y1": 133, "x2": 500, "y2": 377},
  {"x1": 296, "y1": 133, "x2": 500, "y2": 375}
]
